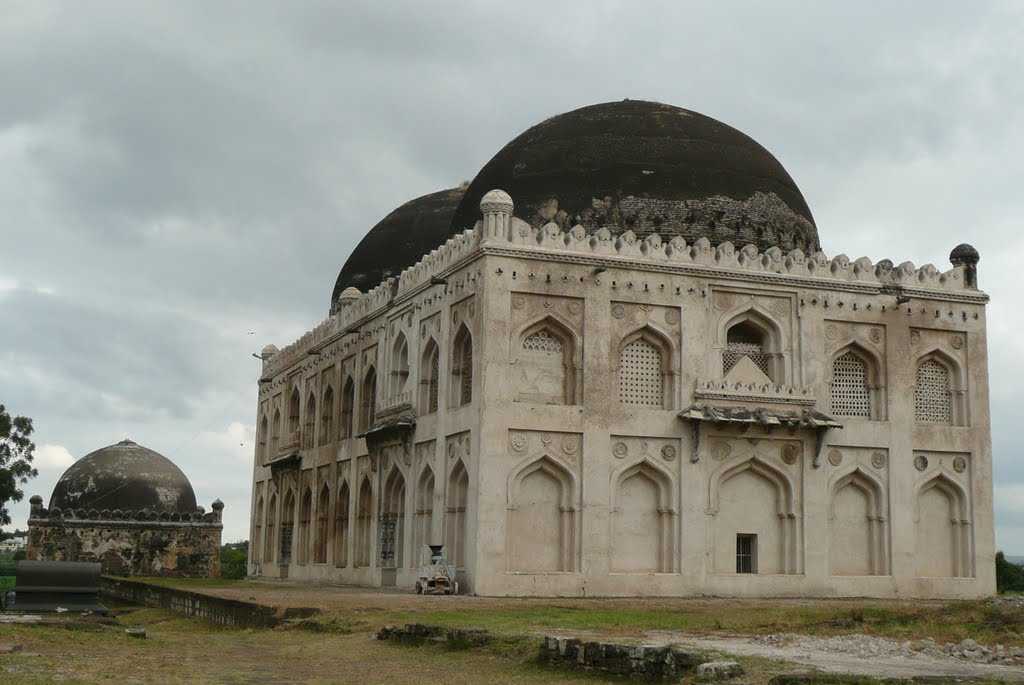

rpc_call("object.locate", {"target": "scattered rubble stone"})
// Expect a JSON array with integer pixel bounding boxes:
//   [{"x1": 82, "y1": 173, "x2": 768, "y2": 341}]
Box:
[
  {"x1": 375, "y1": 623, "x2": 491, "y2": 648},
  {"x1": 696, "y1": 660, "x2": 744, "y2": 680},
  {"x1": 539, "y1": 635, "x2": 700, "y2": 680},
  {"x1": 753, "y1": 632, "x2": 1024, "y2": 667},
  {"x1": 125, "y1": 627, "x2": 146, "y2": 639},
  {"x1": 0, "y1": 643, "x2": 23, "y2": 654}
]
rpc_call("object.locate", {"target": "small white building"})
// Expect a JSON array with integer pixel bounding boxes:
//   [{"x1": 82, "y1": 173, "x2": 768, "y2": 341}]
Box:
[
  {"x1": 247, "y1": 100, "x2": 994, "y2": 598},
  {"x1": 0, "y1": 534, "x2": 27, "y2": 553}
]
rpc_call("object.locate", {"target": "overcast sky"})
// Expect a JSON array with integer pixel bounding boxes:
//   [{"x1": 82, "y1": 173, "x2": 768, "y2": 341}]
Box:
[{"x1": 2, "y1": 1, "x2": 1023, "y2": 550}]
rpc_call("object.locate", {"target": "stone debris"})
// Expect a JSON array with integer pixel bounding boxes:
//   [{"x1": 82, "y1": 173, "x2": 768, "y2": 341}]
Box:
[
  {"x1": 0, "y1": 643, "x2": 23, "y2": 654},
  {"x1": 753, "y1": 633, "x2": 1024, "y2": 667},
  {"x1": 125, "y1": 627, "x2": 146, "y2": 639},
  {"x1": 376, "y1": 623, "x2": 491, "y2": 648},
  {"x1": 539, "y1": 635, "x2": 701, "y2": 680},
  {"x1": 696, "y1": 660, "x2": 744, "y2": 680}
]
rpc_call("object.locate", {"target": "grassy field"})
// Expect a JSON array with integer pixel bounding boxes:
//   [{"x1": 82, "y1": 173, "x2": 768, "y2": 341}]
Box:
[{"x1": 3, "y1": 579, "x2": 1022, "y2": 684}]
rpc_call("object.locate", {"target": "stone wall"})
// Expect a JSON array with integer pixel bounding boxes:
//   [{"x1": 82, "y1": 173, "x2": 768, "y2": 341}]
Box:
[{"x1": 28, "y1": 518, "x2": 222, "y2": 577}]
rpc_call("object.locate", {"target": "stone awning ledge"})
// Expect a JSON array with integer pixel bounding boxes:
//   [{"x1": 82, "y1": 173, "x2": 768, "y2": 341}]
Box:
[
  {"x1": 359, "y1": 403, "x2": 417, "y2": 441},
  {"x1": 678, "y1": 404, "x2": 842, "y2": 467}
]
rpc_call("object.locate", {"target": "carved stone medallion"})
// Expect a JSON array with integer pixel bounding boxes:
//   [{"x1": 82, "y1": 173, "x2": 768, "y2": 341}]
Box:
[
  {"x1": 611, "y1": 303, "x2": 626, "y2": 319},
  {"x1": 914, "y1": 454, "x2": 929, "y2": 472},
  {"x1": 510, "y1": 433, "x2": 527, "y2": 452},
  {"x1": 665, "y1": 309, "x2": 680, "y2": 326},
  {"x1": 561, "y1": 435, "x2": 579, "y2": 456},
  {"x1": 781, "y1": 443, "x2": 799, "y2": 466},
  {"x1": 613, "y1": 442, "x2": 628, "y2": 459},
  {"x1": 661, "y1": 445, "x2": 677, "y2": 462},
  {"x1": 951, "y1": 334, "x2": 965, "y2": 350},
  {"x1": 953, "y1": 456, "x2": 967, "y2": 473},
  {"x1": 827, "y1": 449, "x2": 843, "y2": 467},
  {"x1": 711, "y1": 442, "x2": 732, "y2": 461},
  {"x1": 871, "y1": 452, "x2": 887, "y2": 469}
]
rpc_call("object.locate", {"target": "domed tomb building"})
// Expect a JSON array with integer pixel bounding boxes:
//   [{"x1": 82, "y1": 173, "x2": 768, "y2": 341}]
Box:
[
  {"x1": 27, "y1": 439, "x2": 223, "y2": 577},
  {"x1": 249, "y1": 100, "x2": 993, "y2": 597}
]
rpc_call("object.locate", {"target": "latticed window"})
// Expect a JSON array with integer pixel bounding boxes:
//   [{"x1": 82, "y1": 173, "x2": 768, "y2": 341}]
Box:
[
  {"x1": 619, "y1": 338, "x2": 664, "y2": 407},
  {"x1": 723, "y1": 322, "x2": 772, "y2": 378},
  {"x1": 915, "y1": 359, "x2": 952, "y2": 423},
  {"x1": 523, "y1": 330, "x2": 564, "y2": 354},
  {"x1": 831, "y1": 352, "x2": 871, "y2": 418}
]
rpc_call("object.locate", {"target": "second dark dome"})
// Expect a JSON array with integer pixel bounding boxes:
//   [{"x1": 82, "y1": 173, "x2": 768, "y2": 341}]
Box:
[{"x1": 451, "y1": 100, "x2": 818, "y2": 252}]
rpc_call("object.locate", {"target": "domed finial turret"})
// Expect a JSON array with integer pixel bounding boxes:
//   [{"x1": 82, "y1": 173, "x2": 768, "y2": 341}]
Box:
[
  {"x1": 949, "y1": 243, "x2": 980, "y2": 288},
  {"x1": 260, "y1": 344, "x2": 279, "y2": 361},
  {"x1": 480, "y1": 189, "x2": 514, "y2": 242}
]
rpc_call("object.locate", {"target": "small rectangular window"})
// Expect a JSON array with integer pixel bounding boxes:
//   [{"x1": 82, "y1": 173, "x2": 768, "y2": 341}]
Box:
[{"x1": 736, "y1": 533, "x2": 757, "y2": 574}]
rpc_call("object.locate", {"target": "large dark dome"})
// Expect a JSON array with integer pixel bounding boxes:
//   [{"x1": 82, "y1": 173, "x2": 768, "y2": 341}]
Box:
[
  {"x1": 49, "y1": 439, "x2": 198, "y2": 515},
  {"x1": 332, "y1": 186, "x2": 465, "y2": 307},
  {"x1": 451, "y1": 99, "x2": 818, "y2": 251}
]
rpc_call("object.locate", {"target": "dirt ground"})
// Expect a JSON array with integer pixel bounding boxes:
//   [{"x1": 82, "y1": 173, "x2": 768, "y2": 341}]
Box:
[{"x1": 4, "y1": 580, "x2": 1023, "y2": 684}]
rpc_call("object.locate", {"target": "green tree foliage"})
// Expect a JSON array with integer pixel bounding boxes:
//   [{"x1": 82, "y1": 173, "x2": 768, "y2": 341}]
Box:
[
  {"x1": 996, "y1": 551, "x2": 1024, "y2": 593},
  {"x1": 0, "y1": 404, "x2": 37, "y2": 526},
  {"x1": 220, "y1": 541, "x2": 248, "y2": 580}
]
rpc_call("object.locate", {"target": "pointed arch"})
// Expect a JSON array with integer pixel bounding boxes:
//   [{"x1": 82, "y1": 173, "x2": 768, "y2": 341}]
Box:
[
  {"x1": 413, "y1": 464, "x2": 435, "y2": 565},
  {"x1": 419, "y1": 338, "x2": 440, "y2": 414},
  {"x1": 390, "y1": 331, "x2": 410, "y2": 398},
  {"x1": 280, "y1": 489, "x2": 295, "y2": 564},
  {"x1": 355, "y1": 476, "x2": 373, "y2": 567},
  {"x1": 445, "y1": 460, "x2": 468, "y2": 567},
  {"x1": 298, "y1": 486, "x2": 313, "y2": 565},
  {"x1": 617, "y1": 324, "x2": 676, "y2": 409},
  {"x1": 304, "y1": 391, "x2": 317, "y2": 449},
  {"x1": 258, "y1": 413, "x2": 268, "y2": 464},
  {"x1": 252, "y1": 495, "x2": 264, "y2": 564},
  {"x1": 451, "y1": 324, "x2": 473, "y2": 407},
  {"x1": 915, "y1": 471, "x2": 972, "y2": 577},
  {"x1": 381, "y1": 467, "x2": 406, "y2": 568},
  {"x1": 610, "y1": 458, "x2": 676, "y2": 573},
  {"x1": 264, "y1": 492, "x2": 277, "y2": 563},
  {"x1": 830, "y1": 341, "x2": 886, "y2": 420},
  {"x1": 334, "y1": 478, "x2": 350, "y2": 568},
  {"x1": 719, "y1": 305, "x2": 786, "y2": 383},
  {"x1": 828, "y1": 466, "x2": 888, "y2": 575},
  {"x1": 514, "y1": 314, "x2": 581, "y2": 405},
  {"x1": 340, "y1": 376, "x2": 355, "y2": 438},
  {"x1": 709, "y1": 455, "x2": 797, "y2": 575},
  {"x1": 507, "y1": 454, "x2": 577, "y2": 572},
  {"x1": 271, "y1": 408, "x2": 282, "y2": 456},
  {"x1": 288, "y1": 388, "x2": 301, "y2": 435},
  {"x1": 914, "y1": 348, "x2": 966, "y2": 425},
  {"x1": 320, "y1": 384, "x2": 334, "y2": 446},
  {"x1": 360, "y1": 366, "x2": 377, "y2": 432},
  {"x1": 314, "y1": 482, "x2": 330, "y2": 563}
]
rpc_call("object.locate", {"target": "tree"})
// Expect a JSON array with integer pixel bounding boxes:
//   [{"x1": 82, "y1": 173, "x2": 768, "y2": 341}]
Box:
[
  {"x1": 0, "y1": 404, "x2": 37, "y2": 527},
  {"x1": 996, "y1": 551, "x2": 1024, "y2": 593}
]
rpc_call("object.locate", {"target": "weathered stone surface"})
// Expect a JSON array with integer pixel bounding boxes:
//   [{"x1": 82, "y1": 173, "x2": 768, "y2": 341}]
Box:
[
  {"x1": 538, "y1": 635, "x2": 700, "y2": 680},
  {"x1": 697, "y1": 660, "x2": 744, "y2": 680}
]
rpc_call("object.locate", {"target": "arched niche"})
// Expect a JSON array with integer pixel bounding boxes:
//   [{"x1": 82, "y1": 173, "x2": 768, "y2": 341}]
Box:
[
  {"x1": 264, "y1": 492, "x2": 277, "y2": 563},
  {"x1": 304, "y1": 392, "x2": 316, "y2": 449},
  {"x1": 271, "y1": 409, "x2": 282, "y2": 456},
  {"x1": 718, "y1": 306, "x2": 786, "y2": 384},
  {"x1": 381, "y1": 467, "x2": 406, "y2": 568},
  {"x1": 708, "y1": 456, "x2": 798, "y2": 575},
  {"x1": 390, "y1": 332, "x2": 410, "y2": 398},
  {"x1": 280, "y1": 489, "x2": 296, "y2": 565},
  {"x1": 446, "y1": 459, "x2": 469, "y2": 568},
  {"x1": 320, "y1": 384, "x2": 334, "y2": 446},
  {"x1": 513, "y1": 314, "x2": 582, "y2": 405},
  {"x1": 610, "y1": 458, "x2": 676, "y2": 573},
  {"x1": 252, "y1": 495, "x2": 264, "y2": 564},
  {"x1": 354, "y1": 476, "x2": 373, "y2": 567},
  {"x1": 288, "y1": 389, "x2": 301, "y2": 435},
  {"x1": 340, "y1": 376, "x2": 355, "y2": 438},
  {"x1": 914, "y1": 472, "x2": 972, "y2": 578},
  {"x1": 829, "y1": 342, "x2": 886, "y2": 420},
  {"x1": 413, "y1": 465, "x2": 435, "y2": 565},
  {"x1": 298, "y1": 487, "x2": 313, "y2": 565},
  {"x1": 616, "y1": 324, "x2": 676, "y2": 409},
  {"x1": 258, "y1": 414, "x2": 268, "y2": 465},
  {"x1": 914, "y1": 349, "x2": 967, "y2": 426},
  {"x1": 828, "y1": 466, "x2": 888, "y2": 575},
  {"x1": 419, "y1": 338, "x2": 440, "y2": 415},
  {"x1": 507, "y1": 454, "x2": 577, "y2": 572},
  {"x1": 360, "y1": 366, "x2": 377, "y2": 432},
  {"x1": 314, "y1": 482, "x2": 330, "y2": 564},
  {"x1": 334, "y1": 478, "x2": 350, "y2": 568},
  {"x1": 451, "y1": 324, "x2": 473, "y2": 407}
]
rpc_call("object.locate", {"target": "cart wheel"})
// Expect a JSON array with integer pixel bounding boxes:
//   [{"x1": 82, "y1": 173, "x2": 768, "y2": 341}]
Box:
[{"x1": 415, "y1": 582, "x2": 423, "y2": 595}]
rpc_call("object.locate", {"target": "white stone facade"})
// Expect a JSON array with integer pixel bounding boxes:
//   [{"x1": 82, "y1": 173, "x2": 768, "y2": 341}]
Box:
[{"x1": 247, "y1": 191, "x2": 994, "y2": 598}]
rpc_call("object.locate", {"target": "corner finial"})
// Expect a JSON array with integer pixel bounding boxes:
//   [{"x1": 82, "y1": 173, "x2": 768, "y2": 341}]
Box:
[
  {"x1": 480, "y1": 189, "x2": 513, "y2": 242},
  {"x1": 949, "y1": 243, "x2": 980, "y2": 288}
]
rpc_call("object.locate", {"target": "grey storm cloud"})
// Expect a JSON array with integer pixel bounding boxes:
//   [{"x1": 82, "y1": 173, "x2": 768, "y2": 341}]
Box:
[{"x1": 1, "y1": 0, "x2": 1023, "y2": 546}]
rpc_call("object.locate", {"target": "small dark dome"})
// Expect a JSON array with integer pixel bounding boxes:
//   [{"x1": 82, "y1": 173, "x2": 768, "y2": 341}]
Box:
[
  {"x1": 331, "y1": 186, "x2": 466, "y2": 307},
  {"x1": 49, "y1": 439, "x2": 197, "y2": 514},
  {"x1": 949, "y1": 243, "x2": 980, "y2": 266},
  {"x1": 451, "y1": 100, "x2": 818, "y2": 252}
]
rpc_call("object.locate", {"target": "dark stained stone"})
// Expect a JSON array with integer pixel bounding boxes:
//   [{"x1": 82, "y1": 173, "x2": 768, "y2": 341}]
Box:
[
  {"x1": 49, "y1": 439, "x2": 198, "y2": 514},
  {"x1": 331, "y1": 186, "x2": 466, "y2": 307},
  {"x1": 451, "y1": 99, "x2": 818, "y2": 252}
]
